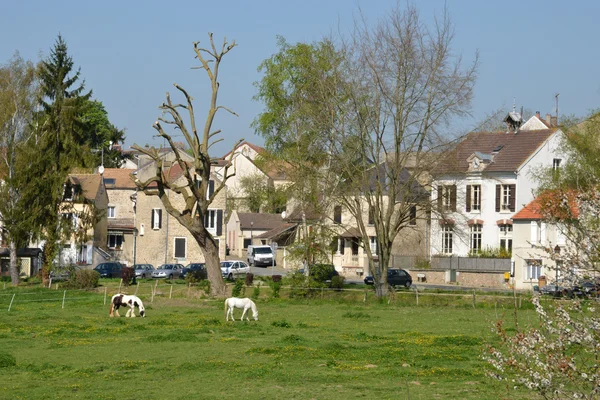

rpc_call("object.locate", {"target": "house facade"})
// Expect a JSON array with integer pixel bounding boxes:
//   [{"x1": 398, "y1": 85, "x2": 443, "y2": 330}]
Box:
[{"x1": 430, "y1": 114, "x2": 566, "y2": 260}]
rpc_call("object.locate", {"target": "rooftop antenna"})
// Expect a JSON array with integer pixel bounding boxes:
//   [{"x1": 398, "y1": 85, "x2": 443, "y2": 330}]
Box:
[
  {"x1": 512, "y1": 98, "x2": 516, "y2": 113},
  {"x1": 555, "y1": 93, "x2": 559, "y2": 121}
]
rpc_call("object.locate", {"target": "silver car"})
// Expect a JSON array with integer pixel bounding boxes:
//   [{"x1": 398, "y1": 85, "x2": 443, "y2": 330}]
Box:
[
  {"x1": 133, "y1": 264, "x2": 155, "y2": 278},
  {"x1": 221, "y1": 260, "x2": 250, "y2": 280},
  {"x1": 151, "y1": 263, "x2": 184, "y2": 279}
]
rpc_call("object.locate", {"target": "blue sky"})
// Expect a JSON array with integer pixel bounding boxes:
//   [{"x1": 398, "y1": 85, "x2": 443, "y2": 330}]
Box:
[{"x1": 1, "y1": 1, "x2": 599, "y2": 156}]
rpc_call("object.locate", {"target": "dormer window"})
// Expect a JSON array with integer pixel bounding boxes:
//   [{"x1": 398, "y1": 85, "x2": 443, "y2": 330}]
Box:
[{"x1": 63, "y1": 183, "x2": 76, "y2": 201}]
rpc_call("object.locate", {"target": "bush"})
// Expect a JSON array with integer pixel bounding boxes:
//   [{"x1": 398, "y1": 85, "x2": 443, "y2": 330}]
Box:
[
  {"x1": 245, "y1": 273, "x2": 254, "y2": 286},
  {"x1": 197, "y1": 279, "x2": 211, "y2": 294},
  {"x1": 330, "y1": 275, "x2": 345, "y2": 290},
  {"x1": 231, "y1": 279, "x2": 244, "y2": 297},
  {"x1": 268, "y1": 278, "x2": 281, "y2": 298},
  {"x1": 252, "y1": 283, "x2": 261, "y2": 300},
  {"x1": 185, "y1": 270, "x2": 207, "y2": 285},
  {"x1": 272, "y1": 274, "x2": 282, "y2": 283},
  {"x1": 66, "y1": 269, "x2": 100, "y2": 289},
  {"x1": 0, "y1": 351, "x2": 16, "y2": 368}
]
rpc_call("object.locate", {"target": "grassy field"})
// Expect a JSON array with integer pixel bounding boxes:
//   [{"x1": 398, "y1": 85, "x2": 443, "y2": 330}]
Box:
[{"x1": 0, "y1": 283, "x2": 536, "y2": 400}]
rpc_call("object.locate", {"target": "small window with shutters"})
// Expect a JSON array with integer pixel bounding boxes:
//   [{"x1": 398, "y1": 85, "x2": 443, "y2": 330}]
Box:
[
  {"x1": 174, "y1": 237, "x2": 186, "y2": 259},
  {"x1": 334, "y1": 205, "x2": 342, "y2": 224},
  {"x1": 152, "y1": 208, "x2": 162, "y2": 230},
  {"x1": 466, "y1": 185, "x2": 481, "y2": 212},
  {"x1": 437, "y1": 185, "x2": 457, "y2": 212},
  {"x1": 495, "y1": 184, "x2": 516, "y2": 212}
]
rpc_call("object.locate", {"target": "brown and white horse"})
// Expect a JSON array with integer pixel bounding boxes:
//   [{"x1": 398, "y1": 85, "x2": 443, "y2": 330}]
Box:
[{"x1": 109, "y1": 294, "x2": 146, "y2": 318}]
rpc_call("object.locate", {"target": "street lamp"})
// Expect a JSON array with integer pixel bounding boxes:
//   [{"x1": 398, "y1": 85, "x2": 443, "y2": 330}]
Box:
[
  {"x1": 554, "y1": 245, "x2": 561, "y2": 287},
  {"x1": 250, "y1": 221, "x2": 254, "y2": 245}
]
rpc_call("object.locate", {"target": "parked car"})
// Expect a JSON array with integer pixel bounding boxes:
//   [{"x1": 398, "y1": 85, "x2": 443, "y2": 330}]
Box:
[
  {"x1": 364, "y1": 269, "x2": 412, "y2": 288},
  {"x1": 539, "y1": 283, "x2": 567, "y2": 297},
  {"x1": 151, "y1": 263, "x2": 184, "y2": 279},
  {"x1": 298, "y1": 264, "x2": 339, "y2": 283},
  {"x1": 133, "y1": 264, "x2": 155, "y2": 279},
  {"x1": 247, "y1": 245, "x2": 275, "y2": 267},
  {"x1": 221, "y1": 260, "x2": 250, "y2": 280},
  {"x1": 180, "y1": 263, "x2": 207, "y2": 280},
  {"x1": 94, "y1": 262, "x2": 125, "y2": 278}
]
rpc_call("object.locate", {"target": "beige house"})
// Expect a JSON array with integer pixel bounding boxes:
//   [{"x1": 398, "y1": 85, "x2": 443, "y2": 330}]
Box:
[
  {"x1": 102, "y1": 168, "x2": 138, "y2": 266},
  {"x1": 134, "y1": 162, "x2": 227, "y2": 266},
  {"x1": 59, "y1": 173, "x2": 108, "y2": 267}
]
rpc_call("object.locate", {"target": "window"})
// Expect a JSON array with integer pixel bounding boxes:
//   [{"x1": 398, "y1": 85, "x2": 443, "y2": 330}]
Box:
[
  {"x1": 437, "y1": 185, "x2": 456, "y2": 212},
  {"x1": 466, "y1": 185, "x2": 481, "y2": 212},
  {"x1": 174, "y1": 237, "x2": 186, "y2": 258},
  {"x1": 530, "y1": 221, "x2": 541, "y2": 245},
  {"x1": 108, "y1": 233, "x2": 123, "y2": 249},
  {"x1": 409, "y1": 206, "x2": 417, "y2": 225},
  {"x1": 334, "y1": 206, "x2": 342, "y2": 224},
  {"x1": 495, "y1": 184, "x2": 516, "y2": 212},
  {"x1": 470, "y1": 224, "x2": 482, "y2": 252},
  {"x1": 442, "y1": 226, "x2": 453, "y2": 254},
  {"x1": 369, "y1": 236, "x2": 377, "y2": 253},
  {"x1": 107, "y1": 206, "x2": 115, "y2": 218},
  {"x1": 103, "y1": 178, "x2": 116, "y2": 186},
  {"x1": 351, "y1": 238, "x2": 359, "y2": 255},
  {"x1": 152, "y1": 208, "x2": 162, "y2": 230},
  {"x1": 552, "y1": 158, "x2": 562, "y2": 171},
  {"x1": 499, "y1": 224, "x2": 513, "y2": 252},
  {"x1": 205, "y1": 209, "x2": 217, "y2": 230},
  {"x1": 368, "y1": 207, "x2": 374, "y2": 225},
  {"x1": 524, "y1": 259, "x2": 542, "y2": 280}
]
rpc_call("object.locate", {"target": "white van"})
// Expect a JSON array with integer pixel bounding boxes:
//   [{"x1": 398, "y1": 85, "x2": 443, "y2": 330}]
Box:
[{"x1": 247, "y1": 245, "x2": 275, "y2": 267}]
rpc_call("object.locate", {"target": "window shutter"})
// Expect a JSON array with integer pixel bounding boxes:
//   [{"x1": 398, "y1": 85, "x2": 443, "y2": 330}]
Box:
[
  {"x1": 450, "y1": 185, "x2": 457, "y2": 212},
  {"x1": 158, "y1": 209, "x2": 162, "y2": 229},
  {"x1": 466, "y1": 185, "x2": 471, "y2": 212},
  {"x1": 509, "y1": 184, "x2": 516, "y2": 211},
  {"x1": 208, "y1": 180, "x2": 215, "y2": 199},
  {"x1": 437, "y1": 186, "x2": 442, "y2": 212},
  {"x1": 175, "y1": 238, "x2": 185, "y2": 258},
  {"x1": 216, "y1": 210, "x2": 223, "y2": 236},
  {"x1": 203, "y1": 211, "x2": 209, "y2": 227},
  {"x1": 495, "y1": 185, "x2": 501, "y2": 212},
  {"x1": 151, "y1": 209, "x2": 155, "y2": 228}
]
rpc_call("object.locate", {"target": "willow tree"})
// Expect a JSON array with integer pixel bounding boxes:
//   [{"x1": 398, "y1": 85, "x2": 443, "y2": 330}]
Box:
[
  {"x1": 255, "y1": 5, "x2": 478, "y2": 297},
  {"x1": 133, "y1": 34, "x2": 241, "y2": 297}
]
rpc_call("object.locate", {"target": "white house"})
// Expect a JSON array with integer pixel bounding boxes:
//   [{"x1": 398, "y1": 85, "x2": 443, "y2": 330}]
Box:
[{"x1": 429, "y1": 113, "x2": 567, "y2": 258}]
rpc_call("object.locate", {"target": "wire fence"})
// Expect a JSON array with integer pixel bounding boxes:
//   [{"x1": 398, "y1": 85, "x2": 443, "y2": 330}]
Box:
[{"x1": 0, "y1": 279, "x2": 540, "y2": 312}]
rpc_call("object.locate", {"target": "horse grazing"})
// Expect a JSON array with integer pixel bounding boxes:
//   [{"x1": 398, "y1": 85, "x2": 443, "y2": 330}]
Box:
[
  {"x1": 109, "y1": 294, "x2": 146, "y2": 318},
  {"x1": 224, "y1": 297, "x2": 258, "y2": 321}
]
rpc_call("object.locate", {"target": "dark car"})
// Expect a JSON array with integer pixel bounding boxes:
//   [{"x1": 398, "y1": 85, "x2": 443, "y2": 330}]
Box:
[
  {"x1": 180, "y1": 263, "x2": 207, "y2": 280},
  {"x1": 364, "y1": 269, "x2": 412, "y2": 288},
  {"x1": 94, "y1": 262, "x2": 125, "y2": 278},
  {"x1": 133, "y1": 264, "x2": 155, "y2": 279}
]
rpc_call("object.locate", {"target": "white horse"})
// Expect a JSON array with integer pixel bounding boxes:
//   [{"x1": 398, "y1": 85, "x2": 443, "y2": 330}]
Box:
[
  {"x1": 224, "y1": 297, "x2": 258, "y2": 321},
  {"x1": 109, "y1": 294, "x2": 146, "y2": 318}
]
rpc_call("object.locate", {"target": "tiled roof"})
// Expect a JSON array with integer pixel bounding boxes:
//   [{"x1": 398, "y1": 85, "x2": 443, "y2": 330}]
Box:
[
  {"x1": 255, "y1": 223, "x2": 297, "y2": 239},
  {"x1": 433, "y1": 129, "x2": 557, "y2": 175},
  {"x1": 102, "y1": 168, "x2": 137, "y2": 189},
  {"x1": 238, "y1": 212, "x2": 285, "y2": 230},
  {"x1": 513, "y1": 190, "x2": 579, "y2": 221},
  {"x1": 221, "y1": 141, "x2": 265, "y2": 159},
  {"x1": 69, "y1": 174, "x2": 102, "y2": 201}
]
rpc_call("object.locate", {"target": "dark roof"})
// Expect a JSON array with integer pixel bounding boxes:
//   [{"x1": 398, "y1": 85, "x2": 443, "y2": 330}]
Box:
[
  {"x1": 102, "y1": 169, "x2": 137, "y2": 189},
  {"x1": 0, "y1": 248, "x2": 42, "y2": 257},
  {"x1": 255, "y1": 223, "x2": 297, "y2": 239},
  {"x1": 68, "y1": 174, "x2": 103, "y2": 201},
  {"x1": 433, "y1": 129, "x2": 557, "y2": 175},
  {"x1": 340, "y1": 227, "x2": 361, "y2": 238},
  {"x1": 238, "y1": 212, "x2": 286, "y2": 230}
]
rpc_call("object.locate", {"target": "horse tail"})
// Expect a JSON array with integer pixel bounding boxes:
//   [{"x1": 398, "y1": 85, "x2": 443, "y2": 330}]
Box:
[
  {"x1": 109, "y1": 295, "x2": 116, "y2": 316},
  {"x1": 224, "y1": 298, "x2": 229, "y2": 319}
]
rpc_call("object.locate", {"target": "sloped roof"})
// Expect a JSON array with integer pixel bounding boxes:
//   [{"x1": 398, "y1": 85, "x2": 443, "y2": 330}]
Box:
[
  {"x1": 255, "y1": 223, "x2": 297, "y2": 239},
  {"x1": 513, "y1": 190, "x2": 579, "y2": 221},
  {"x1": 102, "y1": 168, "x2": 137, "y2": 189},
  {"x1": 433, "y1": 129, "x2": 557, "y2": 175},
  {"x1": 68, "y1": 174, "x2": 102, "y2": 201},
  {"x1": 221, "y1": 141, "x2": 265, "y2": 159},
  {"x1": 238, "y1": 212, "x2": 285, "y2": 230}
]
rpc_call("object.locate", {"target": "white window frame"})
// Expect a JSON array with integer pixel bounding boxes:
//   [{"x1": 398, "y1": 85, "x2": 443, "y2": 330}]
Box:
[
  {"x1": 442, "y1": 226, "x2": 453, "y2": 254},
  {"x1": 499, "y1": 224, "x2": 513, "y2": 251},
  {"x1": 470, "y1": 185, "x2": 481, "y2": 211},
  {"x1": 552, "y1": 158, "x2": 562, "y2": 171},
  {"x1": 441, "y1": 186, "x2": 453, "y2": 211},
  {"x1": 369, "y1": 236, "x2": 377, "y2": 253},
  {"x1": 152, "y1": 208, "x2": 161, "y2": 230},
  {"x1": 206, "y1": 209, "x2": 217, "y2": 233},
  {"x1": 501, "y1": 185, "x2": 512, "y2": 211},
  {"x1": 524, "y1": 259, "x2": 542, "y2": 281},
  {"x1": 470, "y1": 224, "x2": 482, "y2": 252},
  {"x1": 107, "y1": 206, "x2": 116, "y2": 219},
  {"x1": 530, "y1": 221, "x2": 540, "y2": 245}
]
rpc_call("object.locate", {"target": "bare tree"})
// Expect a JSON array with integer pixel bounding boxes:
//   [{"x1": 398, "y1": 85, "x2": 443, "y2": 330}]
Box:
[
  {"x1": 327, "y1": 5, "x2": 478, "y2": 296},
  {"x1": 132, "y1": 34, "x2": 242, "y2": 296}
]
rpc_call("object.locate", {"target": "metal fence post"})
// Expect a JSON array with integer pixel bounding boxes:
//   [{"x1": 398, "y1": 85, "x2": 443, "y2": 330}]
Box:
[{"x1": 8, "y1": 293, "x2": 15, "y2": 311}]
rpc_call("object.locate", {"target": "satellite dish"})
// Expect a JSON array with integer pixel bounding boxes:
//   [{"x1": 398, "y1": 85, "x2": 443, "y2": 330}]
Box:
[
  {"x1": 98, "y1": 165, "x2": 105, "y2": 175},
  {"x1": 281, "y1": 211, "x2": 287, "y2": 219}
]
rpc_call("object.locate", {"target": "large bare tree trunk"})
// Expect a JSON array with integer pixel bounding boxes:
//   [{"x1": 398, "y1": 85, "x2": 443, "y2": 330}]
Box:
[{"x1": 9, "y1": 240, "x2": 19, "y2": 286}]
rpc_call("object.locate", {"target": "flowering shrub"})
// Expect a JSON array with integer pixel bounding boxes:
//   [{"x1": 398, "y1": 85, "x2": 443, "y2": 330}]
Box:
[{"x1": 485, "y1": 295, "x2": 600, "y2": 399}]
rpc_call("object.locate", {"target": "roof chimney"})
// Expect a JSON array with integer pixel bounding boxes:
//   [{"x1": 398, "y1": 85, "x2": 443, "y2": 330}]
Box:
[
  {"x1": 535, "y1": 111, "x2": 540, "y2": 119},
  {"x1": 545, "y1": 113, "x2": 552, "y2": 126}
]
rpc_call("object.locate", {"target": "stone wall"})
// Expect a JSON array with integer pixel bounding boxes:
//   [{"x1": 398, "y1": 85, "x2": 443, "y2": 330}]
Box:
[{"x1": 408, "y1": 269, "x2": 509, "y2": 288}]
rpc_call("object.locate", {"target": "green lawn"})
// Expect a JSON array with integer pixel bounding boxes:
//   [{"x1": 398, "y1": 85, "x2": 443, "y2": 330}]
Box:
[{"x1": 0, "y1": 285, "x2": 534, "y2": 399}]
